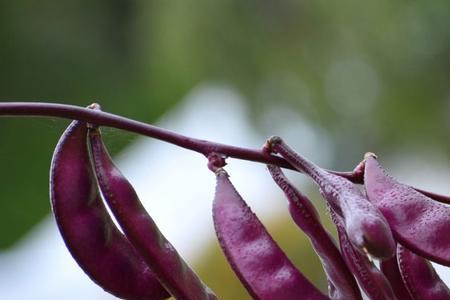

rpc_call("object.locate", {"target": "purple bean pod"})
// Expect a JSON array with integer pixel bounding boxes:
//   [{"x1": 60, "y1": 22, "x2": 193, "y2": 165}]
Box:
[
  {"x1": 379, "y1": 250, "x2": 414, "y2": 300},
  {"x1": 50, "y1": 120, "x2": 169, "y2": 300},
  {"x1": 266, "y1": 136, "x2": 395, "y2": 260},
  {"x1": 397, "y1": 244, "x2": 450, "y2": 300},
  {"x1": 88, "y1": 127, "x2": 217, "y2": 300},
  {"x1": 330, "y1": 210, "x2": 397, "y2": 300},
  {"x1": 349, "y1": 158, "x2": 450, "y2": 205},
  {"x1": 364, "y1": 155, "x2": 450, "y2": 266},
  {"x1": 266, "y1": 164, "x2": 362, "y2": 300},
  {"x1": 213, "y1": 168, "x2": 329, "y2": 300}
]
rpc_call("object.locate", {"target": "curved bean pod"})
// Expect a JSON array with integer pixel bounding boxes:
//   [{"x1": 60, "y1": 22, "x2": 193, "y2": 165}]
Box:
[
  {"x1": 380, "y1": 251, "x2": 413, "y2": 300},
  {"x1": 330, "y1": 211, "x2": 397, "y2": 300},
  {"x1": 213, "y1": 168, "x2": 329, "y2": 300},
  {"x1": 350, "y1": 158, "x2": 450, "y2": 205},
  {"x1": 266, "y1": 137, "x2": 395, "y2": 260},
  {"x1": 89, "y1": 127, "x2": 217, "y2": 300},
  {"x1": 267, "y1": 164, "x2": 362, "y2": 300},
  {"x1": 50, "y1": 120, "x2": 169, "y2": 300},
  {"x1": 397, "y1": 244, "x2": 450, "y2": 300},
  {"x1": 364, "y1": 155, "x2": 450, "y2": 266}
]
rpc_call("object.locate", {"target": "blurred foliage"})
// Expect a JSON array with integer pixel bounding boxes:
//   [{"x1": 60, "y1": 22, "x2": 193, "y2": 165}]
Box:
[{"x1": 0, "y1": 3, "x2": 449, "y2": 297}]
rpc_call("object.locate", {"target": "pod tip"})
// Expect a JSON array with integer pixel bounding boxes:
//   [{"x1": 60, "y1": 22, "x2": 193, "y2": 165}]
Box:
[
  {"x1": 263, "y1": 136, "x2": 282, "y2": 153},
  {"x1": 88, "y1": 103, "x2": 101, "y2": 110},
  {"x1": 214, "y1": 168, "x2": 228, "y2": 177},
  {"x1": 87, "y1": 103, "x2": 102, "y2": 129},
  {"x1": 364, "y1": 152, "x2": 377, "y2": 160},
  {"x1": 207, "y1": 153, "x2": 227, "y2": 173}
]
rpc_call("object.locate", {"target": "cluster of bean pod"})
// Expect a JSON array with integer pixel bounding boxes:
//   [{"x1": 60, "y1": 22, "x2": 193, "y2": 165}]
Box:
[
  {"x1": 49, "y1": 112, "x2": 450, "y2": 300},
  {"x1": 210, "y1": 136, "x2": 450, "y2": 300},
  {"x1": 51, "y1": 118, "x2": 216, "y2": 300}
]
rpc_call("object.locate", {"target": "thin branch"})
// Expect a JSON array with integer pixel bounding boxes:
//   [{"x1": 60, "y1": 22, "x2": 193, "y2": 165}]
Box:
[{"x1": 0, "y1": 102, "x2": 366, "y2": 181}]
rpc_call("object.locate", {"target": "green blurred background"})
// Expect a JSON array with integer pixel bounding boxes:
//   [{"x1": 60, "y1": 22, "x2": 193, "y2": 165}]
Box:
[{"x1": 1, "y1": 1, "x2": 449, "y2": 298}]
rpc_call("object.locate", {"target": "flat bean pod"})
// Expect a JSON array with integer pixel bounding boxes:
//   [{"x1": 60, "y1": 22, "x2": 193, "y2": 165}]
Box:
[
  {"x1": 267, "y1": 164, "x2": 362, "y2": 300},
  {"x1": 364, "y1": 155, "x2": 450, "y2": 266},
  {"x1": 330, "y1": 211, "x2": 397, "y2": 300},
  {"x1": 89, "y1": 127, "x2": 217, "y2": 300},
  {"x1": 50, "y1": 120, "x2": 169, "y2": 300},
  {"x1": 351, "y1": 158, "x2": 450, "y2": 205},
  {"x1": 397, "y1": 244, "x2": 450, "y2": 300},
  {"x1": 267, "y1": 137, "x2": 395, "y2": 260},
  {"x1": 380, "y1": 251, "x2": 413, "y2": 300},
  {"x1": 213, "y1": 168, "x2": 329, "y2": 300}
]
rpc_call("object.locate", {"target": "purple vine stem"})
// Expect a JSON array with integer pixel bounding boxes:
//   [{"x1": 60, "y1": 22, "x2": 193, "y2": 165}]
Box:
[
  {"x1": 1, "y1": 102, "x2": 448, "y2": 202},
  {"x1": 3, "y1": 101, "x2": 450, "y2": 204},
  {"x1": 0, "y1": 102, "x2": 360, "y2": 180}
]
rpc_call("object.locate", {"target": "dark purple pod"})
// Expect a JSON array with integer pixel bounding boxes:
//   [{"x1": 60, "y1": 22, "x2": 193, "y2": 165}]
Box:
[
  {"x1": 213, "y1": 168, "x2": 329, "y2": 300},
  {"x1": 330, "y1": 211, "x2": 397, "y2": 300},
  {"x1": 267, "y1": 164, "x2": 362, "y2": 300},
  {"x1": 50, "y1": 121, "x2": 169, "y2": 300},
  {"x1": 397, "y1": 244, "x2": 450, "y2": 300},
  {"x1": 349, "y1": 158, "x2": 450, "y2": 205},
  {"x1": 89, "y1": 127, "x2": 217, "y2": 300},
  {"x1": 267, "y1": 137, "x2": 395, "y2": 260},
  {"x1": 364, "y1": 155, "x2": 450, "y2": 266},
  {"x1": 380, "y1": 250, "x2": 413, "y2": 300}
]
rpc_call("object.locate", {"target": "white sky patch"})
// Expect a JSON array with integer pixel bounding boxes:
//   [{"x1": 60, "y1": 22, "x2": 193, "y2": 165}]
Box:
[{"x1": 257, "y1": 104, "x2": 334, "y2": 169}]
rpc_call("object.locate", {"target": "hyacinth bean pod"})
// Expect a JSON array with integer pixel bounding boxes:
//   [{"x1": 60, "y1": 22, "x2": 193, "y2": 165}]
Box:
[
  {"x1": 330, "y1": 211, "x2": 397, "y2": 300},
  {"x1": 364, "y1": 155, "x2": 450, "y2": 266},
  {"x1": 380, "y1": 252, "x2": 413, "y2": 300},
  {"x1": 213, "y1": 168, "x2": 329, "y2": 300},
  {"x1": 350, "y1": 158, "x2": 450, "y2": 205},
  {"x1": 397, "y1": 244, "x2": 450, "y2": 300},
  {"x1": 50, "y1": 120, "x2": 169, "y2": 300},
  {"x1": 89, "y1": 127, "x2": 217, "y2": 300},
  {"x1": 266, "y1": 136, "x2": 395, "y2": 260},
  {"x1": 266, "y1": 164, "x2": 362, "y2": 300}
]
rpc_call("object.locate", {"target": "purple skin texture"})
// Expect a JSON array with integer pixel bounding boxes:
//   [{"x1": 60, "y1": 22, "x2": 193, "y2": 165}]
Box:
[
  {"x1": 89, "y1": 127, "x2": 217, "y2": 300},
  {"x1": 50, "y1": 120, "x2": 169, "y2": 300},
  {"x1": 212, "y1": 168, "x2": 329, "y2": 300},
  {"x1": 351, "y1": 158, "x2": 450, "y2": 205},
  {"x1": 414, "y1": 188, "x2": 450, "y2": 205},
  {"x1": 364, "y1": 155, "x2": 450, "y2": 266},
  {"x1": 397, "y1": 244, "x2": 450, "y2": 300},
  {"x1": 330, "y1": 211, "x2": 397, "y2": 300},
  {"x1": 267, "y1": 164, "x2": 362, "y2": 300},
  {"x1": 380, "y1": 251, "x2": 414, "y2": 300},
  {"x1": 266, "y1": 137, "x2": 395, "y2": 260}
]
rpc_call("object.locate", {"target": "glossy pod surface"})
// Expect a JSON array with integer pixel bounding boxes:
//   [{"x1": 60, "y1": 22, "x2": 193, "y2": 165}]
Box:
[
  {"x1": 89, "y1": 127, "x2": 217, "y2": 300},
  {"x1": 213, "y1": 169, "x2": 329, "y2": 300},
  {"x1": 267, "y1": 164, "x2": 362, "y2": 300},
  {"x1": 364, "y1": 156, "x2": 450, "y2": 266},
  {"x1": 397, "y1": 244, "x2": 450, "y2": 300},
  {"x1": 330, "y1": 211, "x2": 396, "y2": 300},
  {"x1": 380, "y1": 251, "x2": 413, "y2": 300},
  {"x1": 50, "y1": 121, "x2": 169, "y2": 300},
  {"x1": 268, "y1": 137, "x2": 395, "y2": 260}
]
